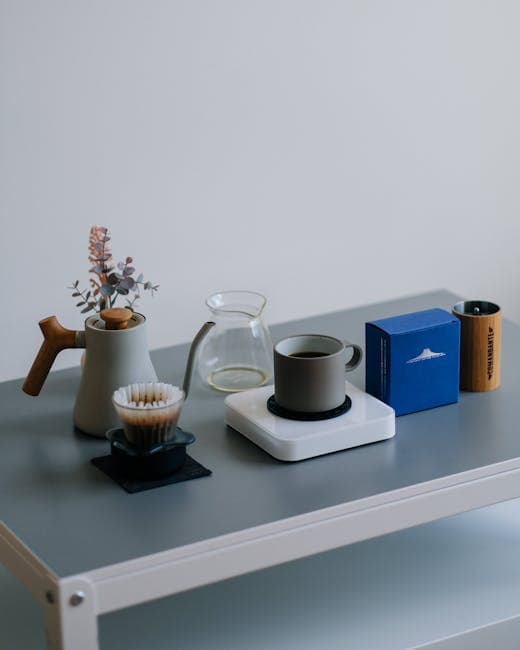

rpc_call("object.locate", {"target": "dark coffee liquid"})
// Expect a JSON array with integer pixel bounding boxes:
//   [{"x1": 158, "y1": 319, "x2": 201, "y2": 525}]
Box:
[{"x1": 289, "y1": 351, "x2": 329, "y2": 358}]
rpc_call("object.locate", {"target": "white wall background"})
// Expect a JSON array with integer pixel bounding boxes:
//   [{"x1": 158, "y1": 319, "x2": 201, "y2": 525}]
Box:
[{"x1": 1, "y1": 0, "x2": 519, "y2": 382}]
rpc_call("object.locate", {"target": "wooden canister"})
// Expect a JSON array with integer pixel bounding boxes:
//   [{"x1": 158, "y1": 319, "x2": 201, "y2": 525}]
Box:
[{"x1": 452, "y1": 301, "x2": 501, "y2": 392}]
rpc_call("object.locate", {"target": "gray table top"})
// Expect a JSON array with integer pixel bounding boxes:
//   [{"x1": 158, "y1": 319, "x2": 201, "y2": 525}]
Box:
[{"x1": 1, "y1": 289, "x2": 518, "y2": 578}]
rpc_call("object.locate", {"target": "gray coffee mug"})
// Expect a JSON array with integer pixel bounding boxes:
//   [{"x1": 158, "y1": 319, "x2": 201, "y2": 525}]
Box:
[{"x1": 274, "y1": 334, "x2": 362, "y2": 413}]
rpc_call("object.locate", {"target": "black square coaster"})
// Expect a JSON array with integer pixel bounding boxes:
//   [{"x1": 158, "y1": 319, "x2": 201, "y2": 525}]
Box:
[{"x1": 91, "y1": 454, "x2": 212, "y2": 494}]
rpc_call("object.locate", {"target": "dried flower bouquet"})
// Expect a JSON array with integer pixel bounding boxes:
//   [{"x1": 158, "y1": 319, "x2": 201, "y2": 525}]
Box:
[{"x1": 70, "y1": 226, "x2": 158, "y2": 313}]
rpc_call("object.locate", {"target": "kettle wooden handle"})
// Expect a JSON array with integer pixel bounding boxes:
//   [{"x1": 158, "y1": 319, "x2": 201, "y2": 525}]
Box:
[{"x1": 23, "y1": 316, "x2": 79, "y2": 396}]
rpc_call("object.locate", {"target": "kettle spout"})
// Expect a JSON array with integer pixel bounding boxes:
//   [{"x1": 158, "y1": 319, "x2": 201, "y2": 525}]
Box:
[{"x1": 182, "y1": 321, "x2": 215, "y2": 399}]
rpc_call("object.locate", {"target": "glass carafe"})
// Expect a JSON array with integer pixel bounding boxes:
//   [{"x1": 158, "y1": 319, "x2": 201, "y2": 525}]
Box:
[{"x1": 198, "y1": 291, "x2": 273, "y2": 392}]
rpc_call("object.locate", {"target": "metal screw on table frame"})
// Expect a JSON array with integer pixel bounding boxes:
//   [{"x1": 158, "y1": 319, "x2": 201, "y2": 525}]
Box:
[
  {"x1": 45, "y1": 591, "x2": 55, "y2": 604},
  {"x1": 69, "y1": 591, "x2": 85, "y2": 606}
]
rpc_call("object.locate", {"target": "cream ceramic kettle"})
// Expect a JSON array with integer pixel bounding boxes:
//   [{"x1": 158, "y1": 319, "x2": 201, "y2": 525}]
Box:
[{"x1": 23, "y1": 308, "x2": 158, "y2": 437}]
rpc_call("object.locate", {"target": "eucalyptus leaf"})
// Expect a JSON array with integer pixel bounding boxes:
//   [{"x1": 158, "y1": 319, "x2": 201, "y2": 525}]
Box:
[
  {"x1": 100, "y1": 284, "x2": 115, "y2": 296},
  {"x1": 81, "y1": 305, "x2": 93, "y2": 313},
  {"x1": 120, "y1": 276, "x2": 135, "y2": 290},
  {"x1": 115, "y1": 286, "x2": 129, "y2": 295},
  {"x1": 123, "y1": 266, "x2": 135, "y2": 277}
]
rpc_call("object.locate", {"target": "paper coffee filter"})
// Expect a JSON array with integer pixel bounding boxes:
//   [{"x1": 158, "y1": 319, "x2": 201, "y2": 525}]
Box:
[
  {"x1": 112, "y1": 382, "x2": 185, "y2": 446},
  {"x1": 113, "y1": 382, "x2": 183, "y2": 409}
]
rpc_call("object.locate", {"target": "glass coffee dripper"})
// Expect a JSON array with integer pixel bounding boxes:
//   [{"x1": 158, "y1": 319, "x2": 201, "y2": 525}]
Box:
[{"x1": 198, "y1": 291, "x2": 273, "y2": 392}]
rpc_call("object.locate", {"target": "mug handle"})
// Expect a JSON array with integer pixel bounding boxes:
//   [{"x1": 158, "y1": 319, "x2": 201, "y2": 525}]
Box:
[{"x1": 343, "y1": 341, "x2": 363, "y2": 372}]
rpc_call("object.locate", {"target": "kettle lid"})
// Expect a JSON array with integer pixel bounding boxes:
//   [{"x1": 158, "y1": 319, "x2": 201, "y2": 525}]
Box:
[{"x1": 100, "y1": 308, "x2": 133, "y2": 330}]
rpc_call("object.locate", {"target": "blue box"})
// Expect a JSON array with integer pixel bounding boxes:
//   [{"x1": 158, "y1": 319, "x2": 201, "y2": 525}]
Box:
[{"x1": 365, "y1": 308, "x2": 460, "y2": 416}]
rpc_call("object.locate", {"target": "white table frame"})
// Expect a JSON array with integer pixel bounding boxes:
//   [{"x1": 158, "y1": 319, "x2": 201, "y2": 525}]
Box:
[{"x1": 3, "y1": 456, "x2": 520, "y2": 649}]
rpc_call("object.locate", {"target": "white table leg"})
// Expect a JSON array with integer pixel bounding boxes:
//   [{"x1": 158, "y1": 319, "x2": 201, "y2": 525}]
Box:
[{"x1": 44, "y1": 576, "x2": 98, "y2": 650}]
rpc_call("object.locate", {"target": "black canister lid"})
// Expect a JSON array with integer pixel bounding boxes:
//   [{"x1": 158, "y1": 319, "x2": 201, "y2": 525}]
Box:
[{"x1": 453, "y1": 300, "x2": 500, "y2": 316}]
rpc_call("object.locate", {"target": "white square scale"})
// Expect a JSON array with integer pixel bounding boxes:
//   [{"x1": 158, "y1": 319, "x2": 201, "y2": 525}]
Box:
[{"x1": 225, "y1": 381, "x2": 395, "y2": 461}]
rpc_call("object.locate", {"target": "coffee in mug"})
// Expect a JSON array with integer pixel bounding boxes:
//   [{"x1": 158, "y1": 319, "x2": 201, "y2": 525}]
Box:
[{"x1": 274, "y1": 334, "x2": 362, "y2": 413}]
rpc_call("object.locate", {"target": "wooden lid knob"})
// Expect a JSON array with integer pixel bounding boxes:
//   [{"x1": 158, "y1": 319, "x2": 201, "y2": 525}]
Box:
[{"x1": 100, "y1": 308, "x2": 133, "y2": 330}]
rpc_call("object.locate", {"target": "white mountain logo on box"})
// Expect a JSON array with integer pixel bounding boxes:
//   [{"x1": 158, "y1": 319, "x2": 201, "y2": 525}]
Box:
[{"x1": 406, "y1": 348, "x2": 446, "y2": 364}]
